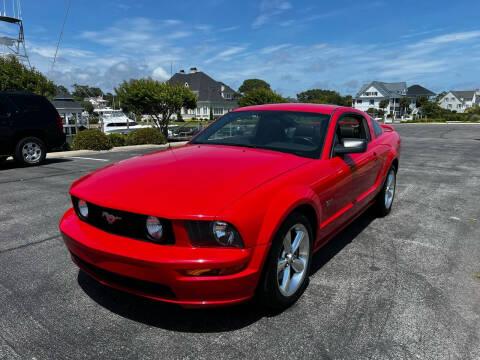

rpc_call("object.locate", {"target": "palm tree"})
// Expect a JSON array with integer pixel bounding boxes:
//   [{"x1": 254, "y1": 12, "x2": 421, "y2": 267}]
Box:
[{"x1": 399, "y1": 97, "x2": 411, "y2": 118}]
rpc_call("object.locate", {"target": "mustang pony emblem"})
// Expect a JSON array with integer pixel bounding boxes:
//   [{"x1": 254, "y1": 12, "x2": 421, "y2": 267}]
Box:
[{"x1": 102, "y1": 211, "x2": 122, "y2": 224}]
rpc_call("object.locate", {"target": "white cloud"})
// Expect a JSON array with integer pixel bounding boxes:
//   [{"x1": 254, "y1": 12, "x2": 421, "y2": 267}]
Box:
[
  {"x1": 260, "y1": 44, "x2": 290, "y2": 54},
  {"x1": 166, "y1": 31, "x2": 192, "y2": 39},
  {"x1": 253, "y1": 0, "x2": 292, "y2": 28},
  {"x1": 152, "y1": 66, "x2": 169, "y2": 80},
  {"x1": 22, "y1": 12, "x2": 480, "y2": 98}
]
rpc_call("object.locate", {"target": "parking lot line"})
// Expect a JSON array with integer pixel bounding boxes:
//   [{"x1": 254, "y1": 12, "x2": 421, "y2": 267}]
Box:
[{"x1": 65, "y1": 156, "x2": 109, "y2": 162}]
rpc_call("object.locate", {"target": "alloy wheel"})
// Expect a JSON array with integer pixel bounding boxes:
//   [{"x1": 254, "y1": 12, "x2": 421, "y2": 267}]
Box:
[
  {"x1": 384, "y1": 169, "x2": 396, "y2": 209},
  {"x1": 277, "y1": 223, "x2": 310, "y2": 297},
  {"x1": 22, "y1": 142, "x2": 42, "y2": 163}
]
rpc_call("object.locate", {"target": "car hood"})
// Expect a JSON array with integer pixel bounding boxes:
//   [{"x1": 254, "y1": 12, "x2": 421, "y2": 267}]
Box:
[{"x1": 70, "y1": 144, "x2": 312, "y2": 219}]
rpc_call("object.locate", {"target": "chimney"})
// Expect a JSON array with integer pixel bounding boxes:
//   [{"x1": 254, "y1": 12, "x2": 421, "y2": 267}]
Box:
[
  {"x1": 179, "y1": 69, "x2": 185, "y2": 74},
  {"x1": 190, "y1": 67, "x2": 197, "y2": 73}
]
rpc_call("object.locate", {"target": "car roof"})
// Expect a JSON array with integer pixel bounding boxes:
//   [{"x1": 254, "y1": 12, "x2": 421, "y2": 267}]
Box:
[{"x1": 232, "y1": 103, "x2": 343, "y2": 115}]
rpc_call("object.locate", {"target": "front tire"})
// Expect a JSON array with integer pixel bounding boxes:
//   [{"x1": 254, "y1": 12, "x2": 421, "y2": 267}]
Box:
[
  {"x1": 14, "y1": 137, "x2": 46, "y2": 166},
  {"x1": 375, "y1": 165, "x2": 397, "y2": 217},
  {"x1": 258, "y1": 212, "x2": 313, "y2": 310}
]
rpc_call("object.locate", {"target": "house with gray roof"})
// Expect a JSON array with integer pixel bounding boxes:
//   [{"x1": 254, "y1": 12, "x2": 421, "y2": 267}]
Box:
[
  {"x1": 168, "y1": 67, "x2": 238, "y2": 120},
  {"x1": 354, "y1": 81, "x2": 407, "y2": 117},
  {"x1": 438, "y1": 90, "x2": 480, "y2": 113},
  {"x1": 354, "y1": 81, "x2": 435, "y2": 118}
]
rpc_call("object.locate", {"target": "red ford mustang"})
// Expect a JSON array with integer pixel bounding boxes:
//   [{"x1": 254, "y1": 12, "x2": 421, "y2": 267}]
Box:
[{"x1": 59, "y1": 103, "x2": 401, "y2": 309}]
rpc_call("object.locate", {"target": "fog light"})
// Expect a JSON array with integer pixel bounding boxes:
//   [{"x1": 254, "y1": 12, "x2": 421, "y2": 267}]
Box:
[
  {"x1": 77, "y1": 199, "x2": 89, "y2": 219},
  {"x1": 146, "y1": 216, "x2": 163, "y2": 242},
  {"x1": 180, "y1": 264, "x2": 246, "y2": 277}
]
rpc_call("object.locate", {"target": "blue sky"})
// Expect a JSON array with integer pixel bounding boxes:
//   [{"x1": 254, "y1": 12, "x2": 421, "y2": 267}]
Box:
[{"x1": 1, "y1": 0, "x2": 480, "y2": 96}]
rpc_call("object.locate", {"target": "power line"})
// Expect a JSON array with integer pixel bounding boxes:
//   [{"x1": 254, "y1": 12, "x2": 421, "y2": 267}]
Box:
[{"x1": 50, "y1": 0, "x2": 72, "y2": 76}]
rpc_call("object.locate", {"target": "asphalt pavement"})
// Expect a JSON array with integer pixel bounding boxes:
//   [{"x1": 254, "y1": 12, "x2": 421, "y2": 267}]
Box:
[{"x1": 0, "y1": 124, "x2": 479, "y2": 359}]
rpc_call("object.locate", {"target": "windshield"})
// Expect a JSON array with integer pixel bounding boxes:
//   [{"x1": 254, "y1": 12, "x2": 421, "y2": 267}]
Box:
[{"x1": 191, "y1": 110, "x2": 330, "y2": 158}]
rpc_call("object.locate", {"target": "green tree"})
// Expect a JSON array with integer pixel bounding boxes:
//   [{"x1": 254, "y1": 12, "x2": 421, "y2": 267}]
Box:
[
  {"x1": 0, "y1": 56, "x2": 55, "y2": 98},
  {"x1": 54, "y1": 85, "x2": 69, "y2": 95},
  {"x1": 237, "y1": 88, "x2": 286, "y2": 107},
  {"x1": 115, "y1": 78, "x2": 197, "y2": 137},
  {"x1": 399, "y1": 97, "x2": 411, "y2": 116},
  {"x1": 81, "y1": 101, "x2": 95, "y2": 115},
  {"x1": 415, "y1": 96, "x2": 429, "y2": 109},
  {"x1": 379, "y1": 99, "x2": 389, "y2": 113},
  {"x1": 420, "y1": 101, "x2": 444, "y2": 118},
  {"x1": 103, "y1": 92, "x2": 115, "y2": 107},
  {"x1": 72, "y1": 84, "x2": 103, "y2": 101},
  {"x1": 296, "y1": 89, "x2": 350, "y2": 106},
  {"x1": 238, "y1": 79, "x2": 271, "y2": 94},
  {"x1": 435, "y1": 91, "x2": 447, "y2": 102},
  {"x1": 366, "y1": 108, "x2": 378, "y2": 117}
]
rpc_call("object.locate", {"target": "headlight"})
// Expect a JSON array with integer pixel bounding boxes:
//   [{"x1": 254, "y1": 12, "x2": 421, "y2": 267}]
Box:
[
  {"x1": 212, "y1": 221, "x2": 238, "y2": 247},
  {"x1": 146, "y1": 216, "x2": 164, "y2": 242},
  {"x1": 76, "y1": 199, "x2": 89, "y2": 219},
  {"x1": 186, "y1": 221, "x2": 244, "y2": 248}
]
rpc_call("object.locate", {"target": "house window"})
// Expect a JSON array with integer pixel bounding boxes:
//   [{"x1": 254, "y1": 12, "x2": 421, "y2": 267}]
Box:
[
  {"x1": 369, "y1": 99, "x2": 375, "y2": 105},
  {"x1": 457, "y1": 104, "x2": 462, "y2": 109},
  {"x1": 213, "y1": 108, "x2": 224, "y2": 115},
  {"x1": 448, "y1": 104, "x2": 452, "y2": 109},
  {"x1": 224, "y1": 93, "x2": 232, "y2": 99},
  {"x1": 357, "y1": 99, "x2": 362, "y2": 104}
]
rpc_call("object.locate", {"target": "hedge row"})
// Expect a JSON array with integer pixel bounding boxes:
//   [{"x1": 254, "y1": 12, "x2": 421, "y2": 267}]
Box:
[{"x1": 72, "y1": 128, "x2": 167, "y2": 151}]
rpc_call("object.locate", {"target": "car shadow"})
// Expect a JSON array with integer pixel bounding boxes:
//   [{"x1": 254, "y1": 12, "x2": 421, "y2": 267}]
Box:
[
  {"x1": 77, "y1": 208, "x2": 377, "y2": 332},
  {"x1": 310, "y1": 208, "x2": 377, "y2": 274},
  {"x1": 77, "y1": 270, "x2": 266, "y2": 332},
  {"x1": 0, "y1": 157, "x2": 73, "y2": 170}
]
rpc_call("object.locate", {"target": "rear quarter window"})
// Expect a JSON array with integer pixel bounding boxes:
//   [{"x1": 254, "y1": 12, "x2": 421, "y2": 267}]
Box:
[
  {"x1": 10, "y1": 95, "x2": 52, "y2": 113},
  {"x1": 371, "y1": 118, "x2": 383, "y2": 137}
]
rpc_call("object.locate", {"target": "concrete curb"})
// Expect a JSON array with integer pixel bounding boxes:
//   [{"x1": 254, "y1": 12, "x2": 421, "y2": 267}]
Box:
[
  {"x1": 47, "y1": 141, "x2": 188, "y2": 159},
  {"x1": 394, "y1": 122, "x2": 480, "y2": 125}
]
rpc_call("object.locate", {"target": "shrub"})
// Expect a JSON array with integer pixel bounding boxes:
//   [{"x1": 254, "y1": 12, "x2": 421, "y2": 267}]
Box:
[
  {"x1": 126, "y1": 127, "x2": 167, "y2": 145},
  {"x1": 107, "y1": 133, "x2": 127, "y2": 147},
  {"x1": 51, "y1": 142, "x2": 72, "y2": 152},
  {"x1": 72, "y1": 129, "x2": 112, "y2": 150}
]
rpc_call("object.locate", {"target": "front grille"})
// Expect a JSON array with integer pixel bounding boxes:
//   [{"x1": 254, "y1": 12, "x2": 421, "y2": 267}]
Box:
[
  {"x1": 72, "y1": 253, "x2": 176, "y2": 299},
  {"x1": 72, "y1": 197, "x2": 174, "y2": 245}
]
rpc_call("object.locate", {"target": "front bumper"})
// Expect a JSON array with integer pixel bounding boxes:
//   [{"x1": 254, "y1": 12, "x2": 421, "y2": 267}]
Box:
[{"x1": 59, "y1": 208, "x2": 268, "y2": 308}]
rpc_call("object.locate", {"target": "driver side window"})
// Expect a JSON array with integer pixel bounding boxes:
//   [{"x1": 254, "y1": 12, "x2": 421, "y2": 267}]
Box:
[
  {"x1": 336, "y1": 116, "x2": 370, "y2": 141},
  {"x1": 331, "y1": 114, "x2": 370, "y2": 157}
]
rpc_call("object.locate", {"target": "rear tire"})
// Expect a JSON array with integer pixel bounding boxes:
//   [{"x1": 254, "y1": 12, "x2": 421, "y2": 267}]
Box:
[
  {"x1": 375, "y1": 165, "x2": 397, "y2": 217},
  {"x1": 14, "y1": 137, "x2": 46, "y2": 166},
  {"x1": 258, "y1": 212, "x2": 313, "y2": 310}
]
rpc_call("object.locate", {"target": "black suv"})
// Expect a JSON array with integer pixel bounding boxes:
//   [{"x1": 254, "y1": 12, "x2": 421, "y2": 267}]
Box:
[{"x1": 0, "y1": 92, "x2": 66, "y2": 166}]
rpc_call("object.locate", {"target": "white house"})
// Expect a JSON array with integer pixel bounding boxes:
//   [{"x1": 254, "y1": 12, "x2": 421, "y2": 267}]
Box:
[
  {"x1": 84, "y1": 96, "x2": 108, "y2": 109},
  {"x1": 438, "y1": 90, "x2": 480, "y2": 113},
  {"x1": 354, "y1": 81, "x2": 407, "y2": 117},
  {"x1": 168, "y1": 67, "x2": 238, "y2": 120},
  {"x1": 354, "y1": 81, "x2": 435, "y2": 118}
]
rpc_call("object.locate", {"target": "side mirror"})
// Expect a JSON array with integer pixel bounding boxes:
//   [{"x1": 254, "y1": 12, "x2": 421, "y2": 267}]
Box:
[{"x1": 334, "y1": 138, "x2": 367, "y2": 156}]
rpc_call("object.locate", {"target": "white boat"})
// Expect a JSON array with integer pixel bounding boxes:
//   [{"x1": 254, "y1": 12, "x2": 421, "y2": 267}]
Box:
[{"x1": 95, "y1": 108, "x2": 150, "y2": 135}]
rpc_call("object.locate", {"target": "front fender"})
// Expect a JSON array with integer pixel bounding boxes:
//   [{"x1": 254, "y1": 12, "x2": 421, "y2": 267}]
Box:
[
  {"x1": 217, "y1": 183, "x2": 321, "y2": 249},
  {"x1": 257, "y1": 185, "x2": 321, "y2": 246}
]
